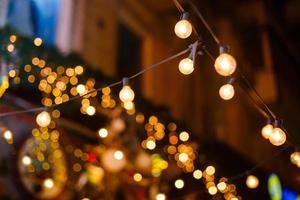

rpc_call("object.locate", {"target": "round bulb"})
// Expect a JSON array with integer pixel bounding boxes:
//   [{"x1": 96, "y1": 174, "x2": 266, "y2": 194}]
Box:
[
  {"x1": 114, "y1": 150, "x2": 124, "y2": 160},
  {"x1": 214, "y1": 53, "x2": 237, "y2": 76},
  {"x1": 246, "y1": 175, "x2": 259, "y2": 189},
  {"x1": 217, "y1": 182, "x2": 227, "y2": 191},
  {"x1": 156, "y1": 193, "x2": 166, "y2": 200},
  {"x1": 193, "y1": 170, "x2": 202, "y2": 179},
  {"x1": 86, "y1": 106, "x2": 96, "y2": 116},
  {"x1": 174, "y1": 19, "x2": 192, "y2": 39},
  {"x1": 269, "y1": 127, "x2": 286, "y2": 146},
  {"x1": 206, "y1": 166, "x2": 216, "y2": 175},
  {"x1": 133, "y1": 173, "x2": 143, "y2": 182},
  {"x1": 174, "y1": 179, "x2": 184, "y2": 189},
  {"x1": 208, "y1": 186, "x2": 218, "y2": 195},
  {"x1": 3, "y1": 130, "x2": 13, "y2": 140},
  {"x1": 36, "y1": 111, "x2": 51, "y2": 127},
  {"x1": 178, "y1": 152, "x2": 189, "y2": 162},
  {"x1": 178, "y1": 58, "x2": 194, "y2": 75},
  {"x1": 22, "y1": 156, "x2": 32, "y2": 165},
  {"x1": 290, "y1": 152, "x2": 300, "y2": 165},
  {"x1": 261, "y1": 124, "x2": 273, "y2": 139},
  {"x1": 98, "y1": 128, "x2": 108, "y2": 138},
  {"x1": 43, "y1": 178, "x2": 54, "y2": 189},
  {"x1": 219, "y1": 84, "x2": 235, "y2": 100},
  {"x1": 119, "y1": 85, "x2": 135, "y2": 103}
]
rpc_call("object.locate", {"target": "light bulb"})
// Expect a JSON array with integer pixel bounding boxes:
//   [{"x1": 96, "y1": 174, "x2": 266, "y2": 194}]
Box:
[
  {"x1": 86, "y1": 106, "x2": 96, "y2": 116},
  {"x1": 290, "y1": 151, "x2": 300, "y2": 165},
  {"x1": 217, "y1": 182, "x2": 227, "y2": 191},
  {"x1": 269, "y1": 127, "x2": 286, "y2": 146},
  {"x1": 43, "y1": 178, "x2": 54, "y2": 189},
  {"x1": 193, "y1": 170, "x2": 202, "y2": 179},
  {"x1": 156, "y1": 193, "x2": 166, "y2": 200},
  {"x1": 214, "y1": 53, "x2": 237, "y2": 76},
  {"x1": 261, "y1": 124, "x2": 273, "y2": 139},
  {"x1": 208, "y1": 186, "x2": 218, "y2": 195},
  {"x1": 114, "y1": 150, "x2": 124, "y2": 160},
  {"x1": 119, "y1": 85, "x2": 135, "y2": 103},
  {"x1": 246, "y1": 175, "x2": 259, "y2": 189},
  {"x1": 206, "y1": 166, "x2": 216, "y2": 175},
  {"x1": 174, "y1": 19, "x2": 192, "y2": 39},
  {"x1": 178, "y1": 152, "x2": 189, "y2": 162},
  {"x1": 179, "y1": 131, "x2": 189, "y2": 142},
  {"x1": 22, "y1": 156, "x2": 32, "y2": 165},
  {"x1": 133, "y1": 173, "x2": 143, "y2": 182},
  {"x1": 146, "y1": 140, "x2": 156, "y2": 150},
  {"x1": 174, "y1": 179, "x2": 184, "y2": 189},
  {"x1": 219, "y1": 84, "x2": 235, "y2": 100},
  {"x1": 178, "y1": 58, "x2": 194, "y2": 75},
  {"x1": 98, "y1": 128, "x2": 108, "y2": 138},
  {"x1": 76, "y1": 84, "x2": 86, "y2": 95},
  {"x1": 3, "y1": 130, "x2": 13, "y2": 140},
  {"x1": 36, "y1": 111, "x2": 51, "y2": 127}
]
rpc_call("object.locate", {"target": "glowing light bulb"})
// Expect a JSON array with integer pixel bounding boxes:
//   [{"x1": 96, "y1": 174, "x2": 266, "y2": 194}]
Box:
[
  {"x1": 174, "y1": 179, "x2": 184, "y2": 189},
  {"x1": 208, "y1": 186, "x2": 218, "y2": 195},
  {"x1": 36, "y1": 111, "x2": 51, "y2": 127},
  {"x1": 156, "y1": 193, "x2": 166, "y2": 200},
  {"x1": 146, "y1": 140, "x2": 156, "y2": 150},
  {"x1": 43, "y1": 178, "x2": 54, "y2": 189},
  {"x1": 219, "y1": 84, "x2": 235, "y2": 100},
  {"x1": 3, "y1": 130, "x2": 13, "y2": 140},
  {"x1": 174, "y1": 15, "x2": 192, "y2": 39},
  {"x1": 206, "y1": 166, "x2": 216, "y2": 175},
  {"x1": 133, "y1": 173, "x2": 142, "y2": 182},
  {"x1": 261, "y1": 124, "x2": 273, "y2": 139},
  {"x1": 22, "y1": 156, "x2": 32, "y2": 165},
  {"x1": 76, "y1": 84, "x2": 86, "y2": 95},
  {"x1": 124, "y1": 101, "x2": 134, "y2": 110},
  {"x1": 214, "y1": 53, "x2": 237, "y2": 76},
  {"x1": 114, "y1": 150, "x2": 124, "y2": 160},
  {"x1": 34, "y1": 37, "x2": 43, "y2": 46},
  {"x1": 179, "y1": 131, "x2": 189, "y2": 142},
  {"x1": 178, "y1": 152, "x2": 189, "y2": 162},
  {"x1": 246, "y1": 175, "x2": 259, "y2": 189},
  {"x1": 178, "y1": 58, "x2": 194, "y2": 75},
  {"x1": 217, "y1": 182, "x2": 227, "y2": 191},
  {"x1": 290, "y1": 151, "x2": 300, "y2": 165},
  {"x1": 119, "y1": 85, "x2": 135, "y2": 103},
  {"x1": 98, "y1": 128, "x2": 108, "y2": 138},
  {"x1": 193, "y1": 170, "x2": 202, "y2": 179},
  {"x1": 269, "y1": 127, "x2": 286, "y2": 146},
  {"x1": 86, "y1": 106, "x2": 96, "y2": 116}
]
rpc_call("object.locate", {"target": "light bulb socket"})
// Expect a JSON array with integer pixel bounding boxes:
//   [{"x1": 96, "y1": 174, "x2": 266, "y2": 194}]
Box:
[
  {"x1": 122, "y1": 77, "x2": 129, "y2": 86},
  {"x1": 188, "y1": 41, "x2": 199, "y2": 61},
  {"x1": 266, "y1": 118, "x2": 273, "y2": 125},
  {"x1": 180, "y1": 12, "x2": 190, "y2": 20},
  {"x1": 227, "y1": 77, "x2": 235, "y2": 85},
  {"x1": 219, "y1": 44, "x2": 230, "y2": 54},
  {"x1": 273, "y1": 119, "x2": 283, "y2": 128}
]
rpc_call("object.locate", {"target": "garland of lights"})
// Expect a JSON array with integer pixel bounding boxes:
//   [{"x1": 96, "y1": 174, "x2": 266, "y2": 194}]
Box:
[{"x1": 0, "y1": 0, "x2": 299, "y2": 199}]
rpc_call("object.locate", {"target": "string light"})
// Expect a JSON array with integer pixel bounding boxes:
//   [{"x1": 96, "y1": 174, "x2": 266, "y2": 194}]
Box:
[
  {"x1": 22, "y1": 156, "x2": 32, "y2": 165},
  {"x1": 133, "y1": 173, "x2": 143, "y2": 182},
  {"x1": 193, "y1": 169, "x2": 202, "y2": 179},
  {"x1": 98, "y1": 128, "x2": 108, "y2": 138},
  {"x1": 156, "y1": 193, "x2": 166, "y2": 200},
  {"x1": 208, "y1": 186, "x2": 218, "y2": 195},
  {"x1": 246, "y1": 175, "x2": 259, "y2": 189},
  {"x1": 205, "y1": 166, "x2": 215, "y2": 176},
  {"x1": 36, "y1": 111, "x2": 51, "y2": 127},
  {"x1": 86, "y1": 106, "x2": 96, "y2": 116},
  {"x1": 43, "y1": 178, "x2": 54, "y2": 189},
  {"x1": 217, "y1": 182, "x2": 227, "y2": 191},
  {"x1": 114, "y1": 150, "x2": 124, "y2": 160},
  {"x1": 34, "y1": 37, "x2": 43, "y2": 46},
  {"x1": 178, "y1": 41, "x2": 198, "y2": 75},
  {"x1": 261, "y1": 119, "x2": 274, "y2": 139},
  {"x1": 76, "y1": 84, "x2": 86, "y2": 95},
  {"x1": 119, "y1": 78, "x2": 135, "y2": 103},
  {"x1": 219, "y1": 78, "x2": 235, "y2": 100},
  {"x1": 174, "y1": 12, "x2": 193, "y2": 39},
  {"x1": 290, "y1": 150, "x2": 300, "y2": 167},
  {"x1": 269, "y1": 119, "x2": 286, "y2": 146},
  {"x1": 178, "y1": 152, "x2": 189, "y2": 162},
  {"x1": 174, "y1": 179, "x2": 184, "y2": 189},
  {"x1": 214, "y1": 45, "x2": 237, "y2": 76}
]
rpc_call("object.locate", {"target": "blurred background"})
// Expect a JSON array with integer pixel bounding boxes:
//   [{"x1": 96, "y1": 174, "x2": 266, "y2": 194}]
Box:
[{"x1": 0, "y1": 0, "x2": 299, "y2": 199}]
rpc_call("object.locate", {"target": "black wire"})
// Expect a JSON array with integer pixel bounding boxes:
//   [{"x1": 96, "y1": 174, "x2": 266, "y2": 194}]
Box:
[
  {"x1": 185, "y1": 0, "x2": 221, "y2": 45},
  {"x1": 0, "y1": 45, "x2": 192, "y2": 117},
  {"x1": 173, "y1": 0, "x2": 185, "y2": 13}
]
